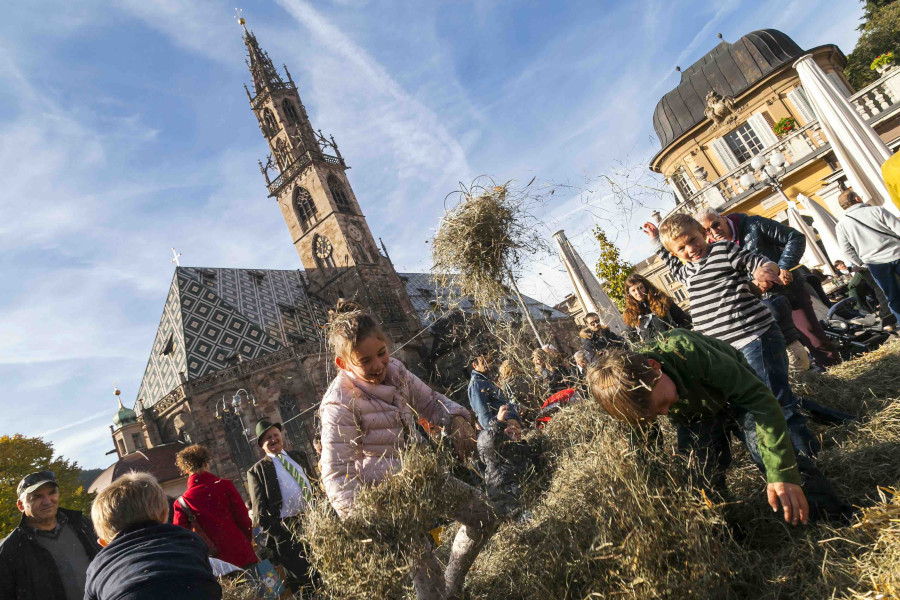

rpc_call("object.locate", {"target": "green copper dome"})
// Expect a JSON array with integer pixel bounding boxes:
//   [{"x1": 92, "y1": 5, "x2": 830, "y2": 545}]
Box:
[{"x1": 112, "y1": 388, "x2": 138, "y2": 427}]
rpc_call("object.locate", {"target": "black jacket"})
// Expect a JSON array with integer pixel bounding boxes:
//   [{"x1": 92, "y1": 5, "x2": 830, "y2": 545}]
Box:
[
  {"x1": 580, "y1": 326, "x2": 625, "y2": 362},
  {"x1": 633, "y1": 301, "x2": 692, "y2": 343},
  {"x1": 730, "y1": 212, "x2": 806, "y2": 270},
  {"x1": 0, "y1": 507, "x2": 101, "y2": 600},
  {"x1": 247, "y1": 449, "x2": 318, "y2": 546},
  {"x1": 84, "y1": 521, "x2": 219, "y2": 600}
]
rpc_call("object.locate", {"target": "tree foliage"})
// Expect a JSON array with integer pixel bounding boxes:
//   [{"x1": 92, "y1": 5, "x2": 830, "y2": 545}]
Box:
[
  {"x1": 845, "y1": 0, "x2": 900, "y2": 90},
  {"x1": 0, "y1": 435, "x2": 94, "y2": 537},
  {"x1": 592, "y1": 228, "x2": 634, "y2": 311}
]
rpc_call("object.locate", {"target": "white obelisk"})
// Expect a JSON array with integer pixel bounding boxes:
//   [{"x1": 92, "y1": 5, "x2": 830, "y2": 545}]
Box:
[{"x1": 553, "y1": 230, "x2": 628, "y2": 335}]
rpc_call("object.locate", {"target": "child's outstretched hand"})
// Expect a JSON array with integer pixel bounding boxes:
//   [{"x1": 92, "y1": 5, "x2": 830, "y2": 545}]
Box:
[
  {"x1": 641, "y1": 222, "x2": 659, "y2": 240},
  {"x1": 766, "y1": 482, "x2": 809, "y2": 526}
]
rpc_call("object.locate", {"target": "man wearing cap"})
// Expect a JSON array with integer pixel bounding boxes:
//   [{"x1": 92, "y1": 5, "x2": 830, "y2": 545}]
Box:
[
  {"x1": 247, "y1": 420, "x2": 319, "y2": 593},
  {"x1": 0, "y1": 471, "x2": 101, "y2": 600}
]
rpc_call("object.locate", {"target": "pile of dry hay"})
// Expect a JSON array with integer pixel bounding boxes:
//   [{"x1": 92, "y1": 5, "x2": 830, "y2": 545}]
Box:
[
  {"x1": 431, "y1": 181, "x2": 547, "y2": 308},
  {"x1": 300, "y1": 444, "x2": 466, "y2": 600}
]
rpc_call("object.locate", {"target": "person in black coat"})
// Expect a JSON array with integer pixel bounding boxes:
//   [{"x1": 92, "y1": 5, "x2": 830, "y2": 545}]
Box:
[
  {"x1": 84, "y1": 472, "x2": 220, "y2": 600},
  {"x1": 0, "y1": 471, "x2": 101, "y2": 600},
  {"x1": 579, "y1": 313, "x2": 626, "y2": 362},
  {"x1": 247, "y1": 420, "x2": 320, "y2": 594}
]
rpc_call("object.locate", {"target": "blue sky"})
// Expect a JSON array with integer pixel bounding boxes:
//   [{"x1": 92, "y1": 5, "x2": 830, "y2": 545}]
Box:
[{"x1": 0, "y1": 0, "x2": 865, "y2": 469}]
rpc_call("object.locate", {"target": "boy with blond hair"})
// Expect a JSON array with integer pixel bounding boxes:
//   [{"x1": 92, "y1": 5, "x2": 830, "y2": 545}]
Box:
[
  {"x1": 643, "y1": 214, "x2": 817, "y2": 457},
  {"x1": 588, "y1": 329, "x2": 852, "y2": 522},
  {"x1": 84, "y1": 472, "x2": 221, "y2": 600}
]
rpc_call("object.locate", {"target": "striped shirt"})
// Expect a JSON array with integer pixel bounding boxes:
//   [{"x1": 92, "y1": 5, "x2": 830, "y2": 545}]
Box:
[{"x1": 654, "y1": 240, "x2": 775, "y2": 349}]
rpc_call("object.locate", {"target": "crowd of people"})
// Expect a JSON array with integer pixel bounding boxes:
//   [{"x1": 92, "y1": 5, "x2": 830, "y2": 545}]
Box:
[{"x1": 3, "y1": 192, "x2": 899, "y2": 600}]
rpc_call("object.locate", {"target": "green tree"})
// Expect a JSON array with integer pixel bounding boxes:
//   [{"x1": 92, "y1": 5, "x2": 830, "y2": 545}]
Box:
[
  {"x1": 593, "y1": 227, "x2": 634, "y2": 311},
  {"x1": 0, "y1": 435, "x2": 94, "y2": 537},
  {"x1": 845, "y1": 0, "x2": 900, "y2": 90}
]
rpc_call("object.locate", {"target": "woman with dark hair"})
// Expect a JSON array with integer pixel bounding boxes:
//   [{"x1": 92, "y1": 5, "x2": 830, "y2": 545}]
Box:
[{"x1": 623, "y1": 273, "x2": 692, "y2": 342}]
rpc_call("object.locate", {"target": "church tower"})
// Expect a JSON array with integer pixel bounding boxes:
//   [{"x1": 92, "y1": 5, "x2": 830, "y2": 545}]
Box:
[{"x1": 240, "y1": 19, "x2": 419, "y2": 338}]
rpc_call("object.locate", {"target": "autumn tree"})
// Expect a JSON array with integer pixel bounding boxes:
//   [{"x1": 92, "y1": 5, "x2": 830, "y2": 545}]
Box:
[
  {"x1": 593, "y1": 227, "x2": 634, "y2": 311},
  {"x1": 0, "y1": 435, "x2": 94, "y2": 537},
  {"x1": 845, "y1": 0, "x2": 900, "y2": 89}
]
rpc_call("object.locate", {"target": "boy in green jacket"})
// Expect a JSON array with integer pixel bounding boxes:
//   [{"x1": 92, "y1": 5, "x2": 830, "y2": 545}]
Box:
[{"x1": 588, "y1": 328, "x2": 851, "y2": 525}]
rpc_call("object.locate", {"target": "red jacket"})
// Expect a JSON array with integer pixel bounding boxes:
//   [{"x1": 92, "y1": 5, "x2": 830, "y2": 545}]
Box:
[{"x1": 173, "y1": 471, "x2": 257, "y2": 568}]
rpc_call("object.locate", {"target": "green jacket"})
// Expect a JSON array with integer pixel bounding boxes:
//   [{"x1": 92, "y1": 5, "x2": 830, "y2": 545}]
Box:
[{"x1": 641, "y1": 329, "x2": 801, "y2": 485}]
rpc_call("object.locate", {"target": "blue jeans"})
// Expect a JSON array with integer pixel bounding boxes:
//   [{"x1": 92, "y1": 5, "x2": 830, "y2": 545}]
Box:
[
  {"x1": 867, "y1": 259, "x2": 900, "y2": 324},
  {"x1": 739, "y1": 326, "x2": 818, "y2": 457}
]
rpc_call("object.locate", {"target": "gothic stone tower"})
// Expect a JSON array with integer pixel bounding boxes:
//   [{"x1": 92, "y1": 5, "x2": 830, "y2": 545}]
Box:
[{"x1": 242, "y1": 23, "x2": 419, "y2": 340}]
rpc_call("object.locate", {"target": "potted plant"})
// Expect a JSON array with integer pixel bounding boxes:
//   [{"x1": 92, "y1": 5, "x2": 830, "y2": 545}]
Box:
[
  {"x1": 772, "y1": 117, "x2": 797, "y2": 137},
  {"x1": 871, "y1": 51, "x2": 895, "y2": 75}
]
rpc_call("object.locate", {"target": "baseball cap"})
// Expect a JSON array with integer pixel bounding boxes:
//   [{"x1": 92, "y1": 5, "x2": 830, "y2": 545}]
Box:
[{"x1": 16, "y1": 471, "x2": 58, "y2": 498}]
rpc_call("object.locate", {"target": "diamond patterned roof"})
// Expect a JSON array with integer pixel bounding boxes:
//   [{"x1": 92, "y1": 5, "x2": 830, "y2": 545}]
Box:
[{"x1": 135, "y1": 268, "x2": 329, "y2": 410}]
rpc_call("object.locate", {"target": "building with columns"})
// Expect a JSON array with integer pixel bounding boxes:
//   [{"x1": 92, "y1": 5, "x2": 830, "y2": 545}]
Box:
[
  {"x1": 635, "y1": 28, "x2": 900, "y2": 283},
  {"x1": 91, "y1": 22, "x2": 572, "y2": 498}
]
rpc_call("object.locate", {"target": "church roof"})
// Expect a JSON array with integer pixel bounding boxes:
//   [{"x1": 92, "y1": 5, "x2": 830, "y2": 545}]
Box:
[
  {"x1": 88, "y1": 442, "x2": 187, "y2": 495},
  {"x1": 652, "y1": 29, "x2": 805, "y2": 151},
  {"x1": 400, "y1": 272, "x2": 570, "y2": 327},
  {"x1": 135, "y1": 267, "x2": 329, "y2": 410}
]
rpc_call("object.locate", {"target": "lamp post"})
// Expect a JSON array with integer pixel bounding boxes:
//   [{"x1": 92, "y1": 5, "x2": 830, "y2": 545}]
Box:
[
  {"x1": 739, "y1": 151, "x2": 790, "y2": 202},
  {"x1": 214, "y1": 389, "x2": 258, "y2": 440}
]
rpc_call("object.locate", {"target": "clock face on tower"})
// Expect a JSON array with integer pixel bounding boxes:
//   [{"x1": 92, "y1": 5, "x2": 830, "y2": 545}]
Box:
[
  {"x1": 314, "y1": 235, "x2": 333, "y2": 259},
  {"x1": 348, "y1": 224, "x2": 363, "y2": 242}
]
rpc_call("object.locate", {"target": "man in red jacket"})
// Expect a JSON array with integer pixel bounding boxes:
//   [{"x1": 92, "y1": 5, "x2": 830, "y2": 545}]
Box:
[{"x1": 173, "y1": 445, "x2": 258, "y2": 569}]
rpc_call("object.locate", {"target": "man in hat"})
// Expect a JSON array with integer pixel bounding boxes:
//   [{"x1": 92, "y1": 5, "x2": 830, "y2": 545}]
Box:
[
  {"x1": 0, "y1": 471, "x2": 101, "y2": 600},
  {"x1": 247, "y1": 420, "x2": 319, "y2": 593}
]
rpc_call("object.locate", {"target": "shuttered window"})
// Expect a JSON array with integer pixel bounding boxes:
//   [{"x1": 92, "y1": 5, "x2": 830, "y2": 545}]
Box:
[
  {"x1": 747, "y1": 112, "x2": 779, "y2": 147},
  {"x1": 788, "y1": 86, "x2": 817, "y2": 124},
  {"x1": 709, "y1": 136, "x2": 740, "y2": 173}
]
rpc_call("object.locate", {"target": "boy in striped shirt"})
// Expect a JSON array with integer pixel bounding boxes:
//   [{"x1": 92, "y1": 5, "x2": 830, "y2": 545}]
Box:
[{"x1": 642, "y1": 214, "x2": 816, "y2": 459}]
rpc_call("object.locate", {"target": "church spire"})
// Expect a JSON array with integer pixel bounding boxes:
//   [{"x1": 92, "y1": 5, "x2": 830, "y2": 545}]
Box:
[{"x1": 240, "y1": 20, "x2": 289, "y2": 99}]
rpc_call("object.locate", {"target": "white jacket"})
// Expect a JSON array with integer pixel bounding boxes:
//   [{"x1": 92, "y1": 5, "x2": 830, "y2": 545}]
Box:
[{"x1": 836, "y1": 203, "x2": 900, "y2": 266}]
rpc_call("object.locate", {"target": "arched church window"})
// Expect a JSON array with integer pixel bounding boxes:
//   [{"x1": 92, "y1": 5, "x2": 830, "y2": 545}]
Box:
[
  {"x1": 313, "y1": 234, "x2": 336, "y2": 269},
  {"x1": 293, "y1": 187, "x2": 317, "y2": 232},
  {"x1": 278, "y1": 391, "x2": 316, "y2": 456},
  {"x1": 222, "y1": 411, "x2": 255, "y2": 470},
  {"x1": 261, "y1": 108, "x2": 278, "y2": 137},
  {"x1": 282, "y1": 99, "x2": 301, "y2": 125},
  {"x1": 328, "y1": 174, "x2": 352, "y2": 213},
  {"x1": 275, "y1": 139, "x2": 290, "y2": 170}
]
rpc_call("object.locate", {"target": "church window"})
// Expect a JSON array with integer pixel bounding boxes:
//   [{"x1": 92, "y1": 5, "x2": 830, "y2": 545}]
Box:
[
  {"x1": 293, "y1": 187, "x2": 317, "y2": 232},
  {"x1": 278, "y1": 391, "x2": 316, "y2": 456},
  {"x1": 724, "y1": 122, "x2": 764, "y2": 163},
  {"x1": 222, "y1": 411, "x2": 255, "y2": 470},
  {"x1": 132, "y1": 432, "x2": 145, "y2": 450},
  {"x1": 282, "y1": 100, "x2": 301, "y2": 125},
  {"x1": 328, "y1": 175, "x2": 352, "y2": 212},
  {"x1": 353, "y1": 241, "x2": 370, "y2": 264},
  {"x1": 275, "y1": 139, "x2": 290, "y2": 170},
  {"x1": 261, "y1": 108, "x2": 278, "y2": 137},
  {"x1": 117, "y1": 439, "x2": 126, "y2": 456}
]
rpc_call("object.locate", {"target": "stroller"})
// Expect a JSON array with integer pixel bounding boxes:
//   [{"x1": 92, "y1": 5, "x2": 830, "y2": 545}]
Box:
[{"x1": 820, "y1": 297, "x2": 892, "y2": 360}]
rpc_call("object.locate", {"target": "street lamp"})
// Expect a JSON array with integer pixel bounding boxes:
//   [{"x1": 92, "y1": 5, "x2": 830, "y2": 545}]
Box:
[
  {"x1": 739, "y1": 151, "x2": 789, "y2": 202},
  {"x1": 215, "y1": 388, "x2": 258, "y2": 440}
]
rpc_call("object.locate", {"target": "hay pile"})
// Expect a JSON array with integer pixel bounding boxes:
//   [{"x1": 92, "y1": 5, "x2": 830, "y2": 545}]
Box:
[
  {"x1": 465, "y1": 407, "x2": 734, "y2": 599},
  {"x1": 301, "y1": 444, "x2": 465, "y2": 600},
  {"x1": 841, "y1": 488, "x2": 900, "y2": 598},
  {"x1": 431, "y1": 181, "x2": 547, "y2": 307}
]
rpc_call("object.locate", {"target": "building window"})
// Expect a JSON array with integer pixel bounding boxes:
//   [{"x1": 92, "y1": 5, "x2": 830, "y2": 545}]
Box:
[
  {"x1": 261, "y1": 108, "x2": 278, "y2": 137},
  {"x1": 674, "y1": 288, "x2": 687, "y2": 302},
  {"x1": 222, "y1": 412, "x2": 255, "y2": 471},
  {"x1": 282, "y1": 99, "x2": 301, "y2": 125},
  {"x1": 662, "y1": 272, "x2": 674, "y2": 286},
  {"x1": 132, "y1": 433, "x2": 145, "y2": 450},
  {"x1": 671, "y1": 166, "x2": 696, "y2": 200},
  {"x1": 117, "y1": 439, "x2": 126, "y2": 456},
  {"x1": 275, "y1": 139, "x2": 290, "y2": 170},
  {"x1": 278, "y1": 392, "x2": 316, "y2": 456},
  {"x1": 293, "y1": 187, "x2": 317, "y2": 232},
  {"x1": 724, "y1": 122, "x2": 765, "y2": 163},
  {"x1": 328, "y1": 175, "x2": 351, "y2": 212}
]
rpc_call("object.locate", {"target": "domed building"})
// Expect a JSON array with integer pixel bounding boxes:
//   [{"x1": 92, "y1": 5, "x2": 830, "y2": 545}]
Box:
[{"x1": 635, "y1": 27, "x2": 900, "y2": 299}]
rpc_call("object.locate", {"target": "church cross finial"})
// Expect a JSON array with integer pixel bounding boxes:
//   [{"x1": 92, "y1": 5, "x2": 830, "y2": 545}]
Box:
[
  {"x1": 234, "y1": 7, "x2": 247, "y2": 32},
  {"x1": 170, "y1": 247, "x2": 182, "y2": 267}
]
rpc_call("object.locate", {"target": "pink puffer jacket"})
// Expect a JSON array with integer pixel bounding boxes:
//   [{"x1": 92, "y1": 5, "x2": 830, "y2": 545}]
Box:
[{"x1": 319, "y1": 357, "x2": 471, "y2": 518}]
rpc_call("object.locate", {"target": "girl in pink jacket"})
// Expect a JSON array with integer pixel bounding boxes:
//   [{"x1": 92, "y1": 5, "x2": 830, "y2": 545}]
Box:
[{"x1": 319, "y1": 300, "x2": 497, "y2": 600}]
